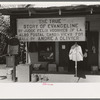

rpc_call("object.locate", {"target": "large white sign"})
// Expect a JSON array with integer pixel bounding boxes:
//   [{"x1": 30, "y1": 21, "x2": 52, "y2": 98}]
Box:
[{"x1": 17, "y1": 17, "x2": 85, "y2": 42}]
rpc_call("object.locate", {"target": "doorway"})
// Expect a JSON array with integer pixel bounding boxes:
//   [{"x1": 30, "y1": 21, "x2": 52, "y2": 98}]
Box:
[
  {"x1": 59, "y1": 42, "x2": 69, "y2": 72},
  {"x1": 59, "y1": 31, "x2": 99, "y2": 73},
  {"x1": 87, "y1": 31, "x2": 99, "y2": 71},
  {"x1": 59, "y1": 41, "x2": 88, "y2": 73}
]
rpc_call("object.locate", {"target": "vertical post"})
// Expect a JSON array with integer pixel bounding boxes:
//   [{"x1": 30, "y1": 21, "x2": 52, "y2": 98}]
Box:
[
  {"x1": 75, "y1": 61, "x2": 77, "y2": 77},
  {"x1": 75, "y1": 42, "x2": 77, "y2": 77},
  {"x1": 26, "y1": 42, "x2": 28, "y2": 64},
  {"x1": 12, "y1": 55, "x2": 16, "y2": 82}
]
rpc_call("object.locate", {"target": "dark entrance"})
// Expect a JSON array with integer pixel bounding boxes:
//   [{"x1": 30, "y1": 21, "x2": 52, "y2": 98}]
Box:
[
  {"x1": 59, "y1": 42, "x2": 88, "y2": 73},
  {"x1": 59, "y1": 41, "x2": 88, "y2": 73},
  {"x1": 59, "y1": 31, "x2": 99, "y2": 73},
  {"x1": 87, "y1": 31, "x2": 99, "y2": 71},
  {"x1": 59, "y1": 42, "x2": 69, "y2": 72}
]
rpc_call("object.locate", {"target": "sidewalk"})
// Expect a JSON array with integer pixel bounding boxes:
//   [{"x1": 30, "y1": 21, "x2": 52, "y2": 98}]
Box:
[
  {"x1": 1, "y1": 74, "x2": 100, "y2": 83},
  {"x1": 35, "y1": 73, "x2": 100, "y2": 83},
  {"x1": 0, "y1": 64, "x2": 100, "y2": 83}
]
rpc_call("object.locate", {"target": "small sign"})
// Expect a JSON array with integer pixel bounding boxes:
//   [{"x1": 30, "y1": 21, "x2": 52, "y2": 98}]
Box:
[{"x1": 62, "y1": 45, "x2": 66, "y2": 49}]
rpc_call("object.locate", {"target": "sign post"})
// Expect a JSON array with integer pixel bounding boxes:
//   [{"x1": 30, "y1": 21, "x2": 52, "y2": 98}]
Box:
[
  {"x1": 75, "y1": 60, "x2": 77, "y2": 77},
  {"x1": 75, "y1": 42, "x2": 78, "y2": 77}
]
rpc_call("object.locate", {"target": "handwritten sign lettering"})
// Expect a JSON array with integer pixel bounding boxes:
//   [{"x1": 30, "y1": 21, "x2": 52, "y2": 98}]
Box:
[{"x1": 17, "y1": 17, "x2": 85, "y2": 41}]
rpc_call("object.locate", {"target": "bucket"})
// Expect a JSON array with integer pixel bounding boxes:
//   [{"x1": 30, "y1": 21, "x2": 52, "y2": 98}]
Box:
[
  {"x1": 6, "y1": 68, "x2": 13, "y2": 80},
  {"x1": 31, "y1": 74, "x2": 39, "y2": 82}
]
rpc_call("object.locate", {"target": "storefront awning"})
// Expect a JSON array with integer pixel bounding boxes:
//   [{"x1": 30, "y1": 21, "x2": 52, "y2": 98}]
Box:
[{"x1": 0, "y1": 3, "x2": 100, "y2": 15}]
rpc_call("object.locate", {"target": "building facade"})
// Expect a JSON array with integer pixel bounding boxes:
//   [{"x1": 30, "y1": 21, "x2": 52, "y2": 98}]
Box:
[{"x1": 1, "y1": 5, "x2": 100, "y2": 74}]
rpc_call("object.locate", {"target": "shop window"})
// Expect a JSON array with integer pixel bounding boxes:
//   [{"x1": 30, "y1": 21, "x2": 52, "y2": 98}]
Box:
[{"x1": 38, "y1": 42, "x2": 55, "y2": 62}]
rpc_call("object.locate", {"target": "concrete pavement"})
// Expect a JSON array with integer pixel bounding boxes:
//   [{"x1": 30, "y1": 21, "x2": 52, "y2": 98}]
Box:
[{"x1": 0, "y1": 64, "x2": 100, "y2": 83}]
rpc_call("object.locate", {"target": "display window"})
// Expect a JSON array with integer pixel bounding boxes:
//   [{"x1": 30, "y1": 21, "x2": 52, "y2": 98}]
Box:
[{"x1": 38, "y1": 42, "x2": 55, "y2": 62}]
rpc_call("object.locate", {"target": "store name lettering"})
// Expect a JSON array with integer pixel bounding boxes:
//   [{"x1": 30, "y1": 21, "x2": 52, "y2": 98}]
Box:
[
  {"x1": 23, "y1": 23, "x2": 79, "y2": 29},
  {"x1": 17, "y1": 17, "x2": 85, "y2": 41}
]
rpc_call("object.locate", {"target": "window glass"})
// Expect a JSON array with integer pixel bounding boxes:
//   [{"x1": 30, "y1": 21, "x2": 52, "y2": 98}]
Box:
[{"x1": 38, "y1": 42, "x2": 55, "y2": 62}]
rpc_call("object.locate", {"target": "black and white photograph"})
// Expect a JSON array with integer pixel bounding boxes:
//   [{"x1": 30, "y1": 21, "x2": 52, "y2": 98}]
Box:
[
  {"x1": 0, "y1": 1, "x2": 100, "y2": 99},
  {"x1": 0, "y1": 1, "x2": 99, "y2": 83}
]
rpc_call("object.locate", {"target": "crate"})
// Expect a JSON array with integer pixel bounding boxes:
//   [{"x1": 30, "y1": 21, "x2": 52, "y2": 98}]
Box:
[
  {"x1": 6, "y1": 56, "x2": 15, "y2": 67},
  {"x1": 58, "y1": 67, "x2": 64, "y2": 72},
  {"x1": 48, "y1": 64, "x2": 57, "y2": 72},
  {"x1": 16, "y1": 64, "x2": 30, "y2": 82}
]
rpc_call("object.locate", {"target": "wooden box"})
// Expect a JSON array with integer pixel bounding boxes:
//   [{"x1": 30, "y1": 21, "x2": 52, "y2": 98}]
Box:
[
  {"x1": 6, "y1": 56, "x2": 15, "y2": 67},
  {"x1": 48, "y1": 64, "x2": 57, "y2": 72}
]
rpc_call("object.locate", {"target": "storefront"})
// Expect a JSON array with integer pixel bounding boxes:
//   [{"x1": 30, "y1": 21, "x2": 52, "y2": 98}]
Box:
[
  {"x1": 0, "y1": 5, "x2": 99, "y2": 75},
  {"x1": 16, "y1": 16, "x2": 86, "y2": 73}
]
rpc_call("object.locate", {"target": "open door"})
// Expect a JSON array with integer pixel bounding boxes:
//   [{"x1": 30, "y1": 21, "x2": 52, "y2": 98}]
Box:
[
  {"x1": 59, "y1": 42, "x2": 69, "y2": 72},
  {"x1": 87, "y1": 31, "x2": 99, "y2": 70},
  {"x1": 59, "y1": 31, "x2": 99, "y2": 73},
  {"x1": 59, "y1": 41, "x2": 88, "y2": 73}
]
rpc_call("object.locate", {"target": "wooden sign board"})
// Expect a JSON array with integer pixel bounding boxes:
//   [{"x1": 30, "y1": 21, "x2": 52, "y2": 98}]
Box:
[{"x1": 17, "y1": 17, "x2": 85, "y2": 42}]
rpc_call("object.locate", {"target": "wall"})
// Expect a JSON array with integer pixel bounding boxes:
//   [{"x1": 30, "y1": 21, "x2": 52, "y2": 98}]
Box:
[{"x1": 86, "y1": 15, "x2": 100, "y2": 68}]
